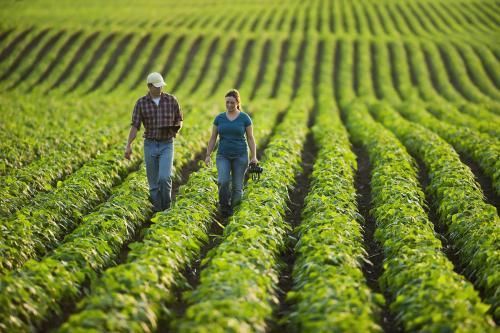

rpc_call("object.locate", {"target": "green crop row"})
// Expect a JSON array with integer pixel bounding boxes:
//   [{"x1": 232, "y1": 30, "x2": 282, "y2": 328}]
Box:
[
  {"x1": 0, "y1": 167, "x2": 152, "y2": 332},
  {"x1": 55, "y1": 164, "x2": 218, "y2": 333},
  {"x1": 468, "y1": 44, "x2": 500, "y2": 89},
  {"x1": 0, "y1": 99, "x2": 219, "y2": 331},
  {"x1": 285, "y1": 66, "x2": 382, "y2": 333},
  {"x1": 0, "y1": 126, "x2": 123, "y2": 217},
  {"x1": 436, "y1": 42, "x2": 498, "y2": 103},
  {"x1": 176, "y1": 99, "x2": 311, "y2": 332},
  {"x1": 175, "y1": 31, "x2": 315, "y2": 332},
  {"x1": 0, "y1": 92, "x2": 129, "y2": 175},
  {"x1": 371, "y1": 103, "x2": 500, "y2": 320},
  {"x1": 452, "y1": 42, "x2": 500, "y2": 101},
  {"x1": 346, "y1": 100, "x2": 495, "y2": 332},
  {"x1": 1, "y1": 1, "x2": 498, "y2": 40},
  {"x1": 398, "y1": 100, "x2": 500, "y2": 196},
  {"x1": 284, "y1": 38, "x2": 381, "y2": 331},
  {"x1": 371, "y1": 40, "x2": 402, "y2": 104},
  {"x1": 0, "y1": 146, "x2": 142, "y2": 274},
  {"x1": 54, "y1": 98, "x2": 284, "y2": 332},
  {"x1": 458, "y1": 102, "x2": 500, "y2": 125},
  {"x1": 335, "y1": 39, "x2": 356, "y2": 108},
  {"x1": 427, "y1": 101, "x2": 500, "y2": 139},
  {"x1": 0, "y1": 99, "x2": 218, "y2": 274},
  {"x1": 0, "y1": 27, "x2": 55, "y2": 83},
  {"x1": 1, "y1": 15, "x2": 497, "y2": 104}
]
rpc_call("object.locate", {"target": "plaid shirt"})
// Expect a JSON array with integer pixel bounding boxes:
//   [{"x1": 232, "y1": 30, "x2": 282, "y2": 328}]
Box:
[{"x1": 131, "y1": 92, "x2": 183, "y2": 140}]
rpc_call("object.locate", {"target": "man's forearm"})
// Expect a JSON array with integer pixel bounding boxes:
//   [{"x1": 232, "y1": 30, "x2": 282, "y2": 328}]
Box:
[{"x1": 126, "y1": 126, "x2": 138, "y2": 146}]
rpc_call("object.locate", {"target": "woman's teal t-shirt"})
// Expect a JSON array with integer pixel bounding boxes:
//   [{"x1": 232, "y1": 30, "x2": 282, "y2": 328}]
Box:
[{"x1": 214, "y1": 111, "x2": 252, "y2": 157}]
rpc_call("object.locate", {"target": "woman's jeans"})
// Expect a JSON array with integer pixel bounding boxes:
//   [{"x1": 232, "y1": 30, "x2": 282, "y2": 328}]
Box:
[
  {"x1": 216, "y1": 154, "x2": 248, "y2": 214},
  {"x1": 144, "y1": 138, "x2": 174, "y2": 212}
]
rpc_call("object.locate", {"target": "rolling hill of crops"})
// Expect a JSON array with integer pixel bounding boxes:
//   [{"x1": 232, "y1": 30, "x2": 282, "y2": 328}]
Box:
[{"x1": 0, "y1": 0, "x2": 499, "y2": 332}]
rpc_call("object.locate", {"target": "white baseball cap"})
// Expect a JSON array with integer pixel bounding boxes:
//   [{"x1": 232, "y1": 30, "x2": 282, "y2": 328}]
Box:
[{"x1": 146, "y1": 72, "x2": 166, "y2": 87}]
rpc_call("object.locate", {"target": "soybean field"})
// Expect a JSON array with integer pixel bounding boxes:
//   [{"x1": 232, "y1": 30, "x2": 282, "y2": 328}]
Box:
[{"x1": 0, "y1": 0, "x2": 499, "y2": 332}]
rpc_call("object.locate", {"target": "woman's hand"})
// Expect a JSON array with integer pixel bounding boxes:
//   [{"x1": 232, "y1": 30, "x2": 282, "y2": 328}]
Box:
[
  {"x1": 204, "y1": 155, "x2": 212, "y2": 166},
  {"x1": 250, "y1": 157, "x2": 258, "y2": 165}
]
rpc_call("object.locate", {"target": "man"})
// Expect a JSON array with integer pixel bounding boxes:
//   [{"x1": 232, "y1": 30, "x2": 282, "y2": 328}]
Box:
[{"x1": 125, "y1": 72, "x2": 183, "y2": 212}]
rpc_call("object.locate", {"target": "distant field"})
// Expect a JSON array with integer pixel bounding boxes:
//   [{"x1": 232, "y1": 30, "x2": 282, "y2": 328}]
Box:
[{"x1": 0, "y1": 1, "x2": 499, "y2": 332}]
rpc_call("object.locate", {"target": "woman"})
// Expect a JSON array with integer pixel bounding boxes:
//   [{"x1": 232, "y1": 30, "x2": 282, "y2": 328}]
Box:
[{"x1": 204, "y1": 89, "x2": 258, "y2": 217}]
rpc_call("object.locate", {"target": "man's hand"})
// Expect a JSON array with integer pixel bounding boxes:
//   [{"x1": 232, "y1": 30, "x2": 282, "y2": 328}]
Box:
[{"x1": 125, "y1": 145, "x2": 132, "y2": 160}]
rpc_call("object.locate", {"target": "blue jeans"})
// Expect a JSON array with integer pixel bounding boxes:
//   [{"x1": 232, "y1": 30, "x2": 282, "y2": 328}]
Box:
[
  {"x1": 216, "y1": 154, "x2": 248, "y2": 214},
  {"x1": 144, "y1": 138, "x2": 174, "y2": 212}
]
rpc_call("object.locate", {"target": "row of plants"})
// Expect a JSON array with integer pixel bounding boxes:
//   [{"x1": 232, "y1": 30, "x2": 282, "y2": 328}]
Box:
[
  {"x1": 345, "y1": 100, "x2": 495, "y2": 331},
  {"x1": 427, "y1": 101, "x2": 500, "y2": 139},
  {"x1": 370, "y1": 102, "x2": 500, "y2": 321},
  {"x1": 1, "y1": 25, "x2": 497, "y2": 106},
  {"x1": 62, "y1": 31, "x2": 133, "y2": 94},
  {"x1": 436, "y1": 42, "x2": 498, "y2": 104},
  {"x1": 176, "y1": 30, "x2": 316, "y2": 331},
  {"x1": 355, "y1": 39, "x2": 376, "y2": 99},
  {"x1": 118, "y1": 33, "x2": 194, "y2": 94},
  {"x1": 0, "y1": 145, "x2": 142, "y2": 274},
  {"x1": 397, "y1": 99, "x2": 500, "y2": 196},
  {"x1": 209, "y1": 37, "x2": 249, "y2": 98},
  {"x1": 249, "y1": 36, "x2": 284, "y2": 101},
  {"x1": 452, "y1": 42, "x2": 500, "y2": 101},
  {"x1": 230, "y1": 37, "x2": 265, "y2": 101},
  {"x1": 117, "y1": 32, "x2": 180, "y2": 93},
  {"x1": 405, "y1": 1, "x2": 447, "y2": 36},
  {"x1": 0, "y1": 92, "x2": 128, "y2": 174},
  {"x1": 285, "y1": 36, "x2": 382, "y2": 330},
  {"x1": 38, "y1": 29, "x2": 114, "y2": 94},
  {"x1": 0, "y1": 98, "x2": 219, "y2": 274},
  {"x1": 0, "y1": 99, "x2": 220, "y2": 331},
  {"x1": 404, "y1": 42, "x2": 491, "y2": 120},
  {"x1": 0, "y1": 27, "x2": 56, "y2": 83},
  {"x1": 371, "y1": 40, "x2": 402, "y2": 104},
  {"x1": 0, "y1": 167, "x2": 152, "y2": 332},
  {"x1": 170, "y1": 35, "x2": 220, "y2": 97},
  {"x1": 53, "y1": 163, "x2": 217, "y2": 332},
  {"x1": 1, "y1": 1, "x2": 497, "y2": 41},
  {"x1": 469, "y1": 43, "x2": 500, "y2": 89},
  {"x1": 387, "y1": 40, "x2": 500, "y2": 118},
  {"x1": 55, "y1": 97, "x2": 284, "y2": 332},
  {"x1": 458, "y1": 102, "x2": 500, "y2": 124},
  {"x1": 412, "y1": 40, "x2": 465, "y2": 103},
  {"x1": 0, "y1": 10, "x2": 304, "y2": 97},
  {"x1": 72, "y1": 33, "x2": 146, "y2": 94},
  {"x1": 386, "y1": 41, "x2": 419, "y2": 100},
  {"x1": 176, "y1": 97, "x2": 311, "y2": 332},
  {"x1": 0, "y1": 27, "x2": 228, "y2": 97},
  {"x1": 335, "y1": 38, "x2": 356, "y2": 108},
  {"x1": 97, "y1": 31, "x2": 158, "y2": 94},
  {"x1": 2, "y1": 29, "x2": 73, "y2": 90},
  {"x1": 0, "y1": 124, "x2": 125, "y2": 217}
]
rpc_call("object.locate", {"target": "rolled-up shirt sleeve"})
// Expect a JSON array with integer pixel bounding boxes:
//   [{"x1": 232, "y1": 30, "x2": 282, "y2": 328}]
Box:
[{"x1": 131, "y1": 101, "x2": 142, "y2": 130}]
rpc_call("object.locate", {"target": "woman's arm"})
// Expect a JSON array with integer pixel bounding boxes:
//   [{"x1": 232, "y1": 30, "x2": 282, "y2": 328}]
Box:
[
  {"x1": 205, "y1": 125, "x2": 218, "y2": 165},
  {"x1": 246, "y1": 125, "x2": 258, "y2": 164}
]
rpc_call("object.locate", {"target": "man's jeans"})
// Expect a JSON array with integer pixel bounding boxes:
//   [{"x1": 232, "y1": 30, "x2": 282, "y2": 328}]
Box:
[
  {"x1": 144, "y1": 138, "x2": 174, "y2": 212},
  {"x1": 216, "y1": 154, "x2": 248, "y2": 215}
]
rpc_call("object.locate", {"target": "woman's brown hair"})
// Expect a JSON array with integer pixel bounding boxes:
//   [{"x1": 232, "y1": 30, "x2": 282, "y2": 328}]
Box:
[{"x1": 225, "y1": 89, "x2": 241, "y2": 110}]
